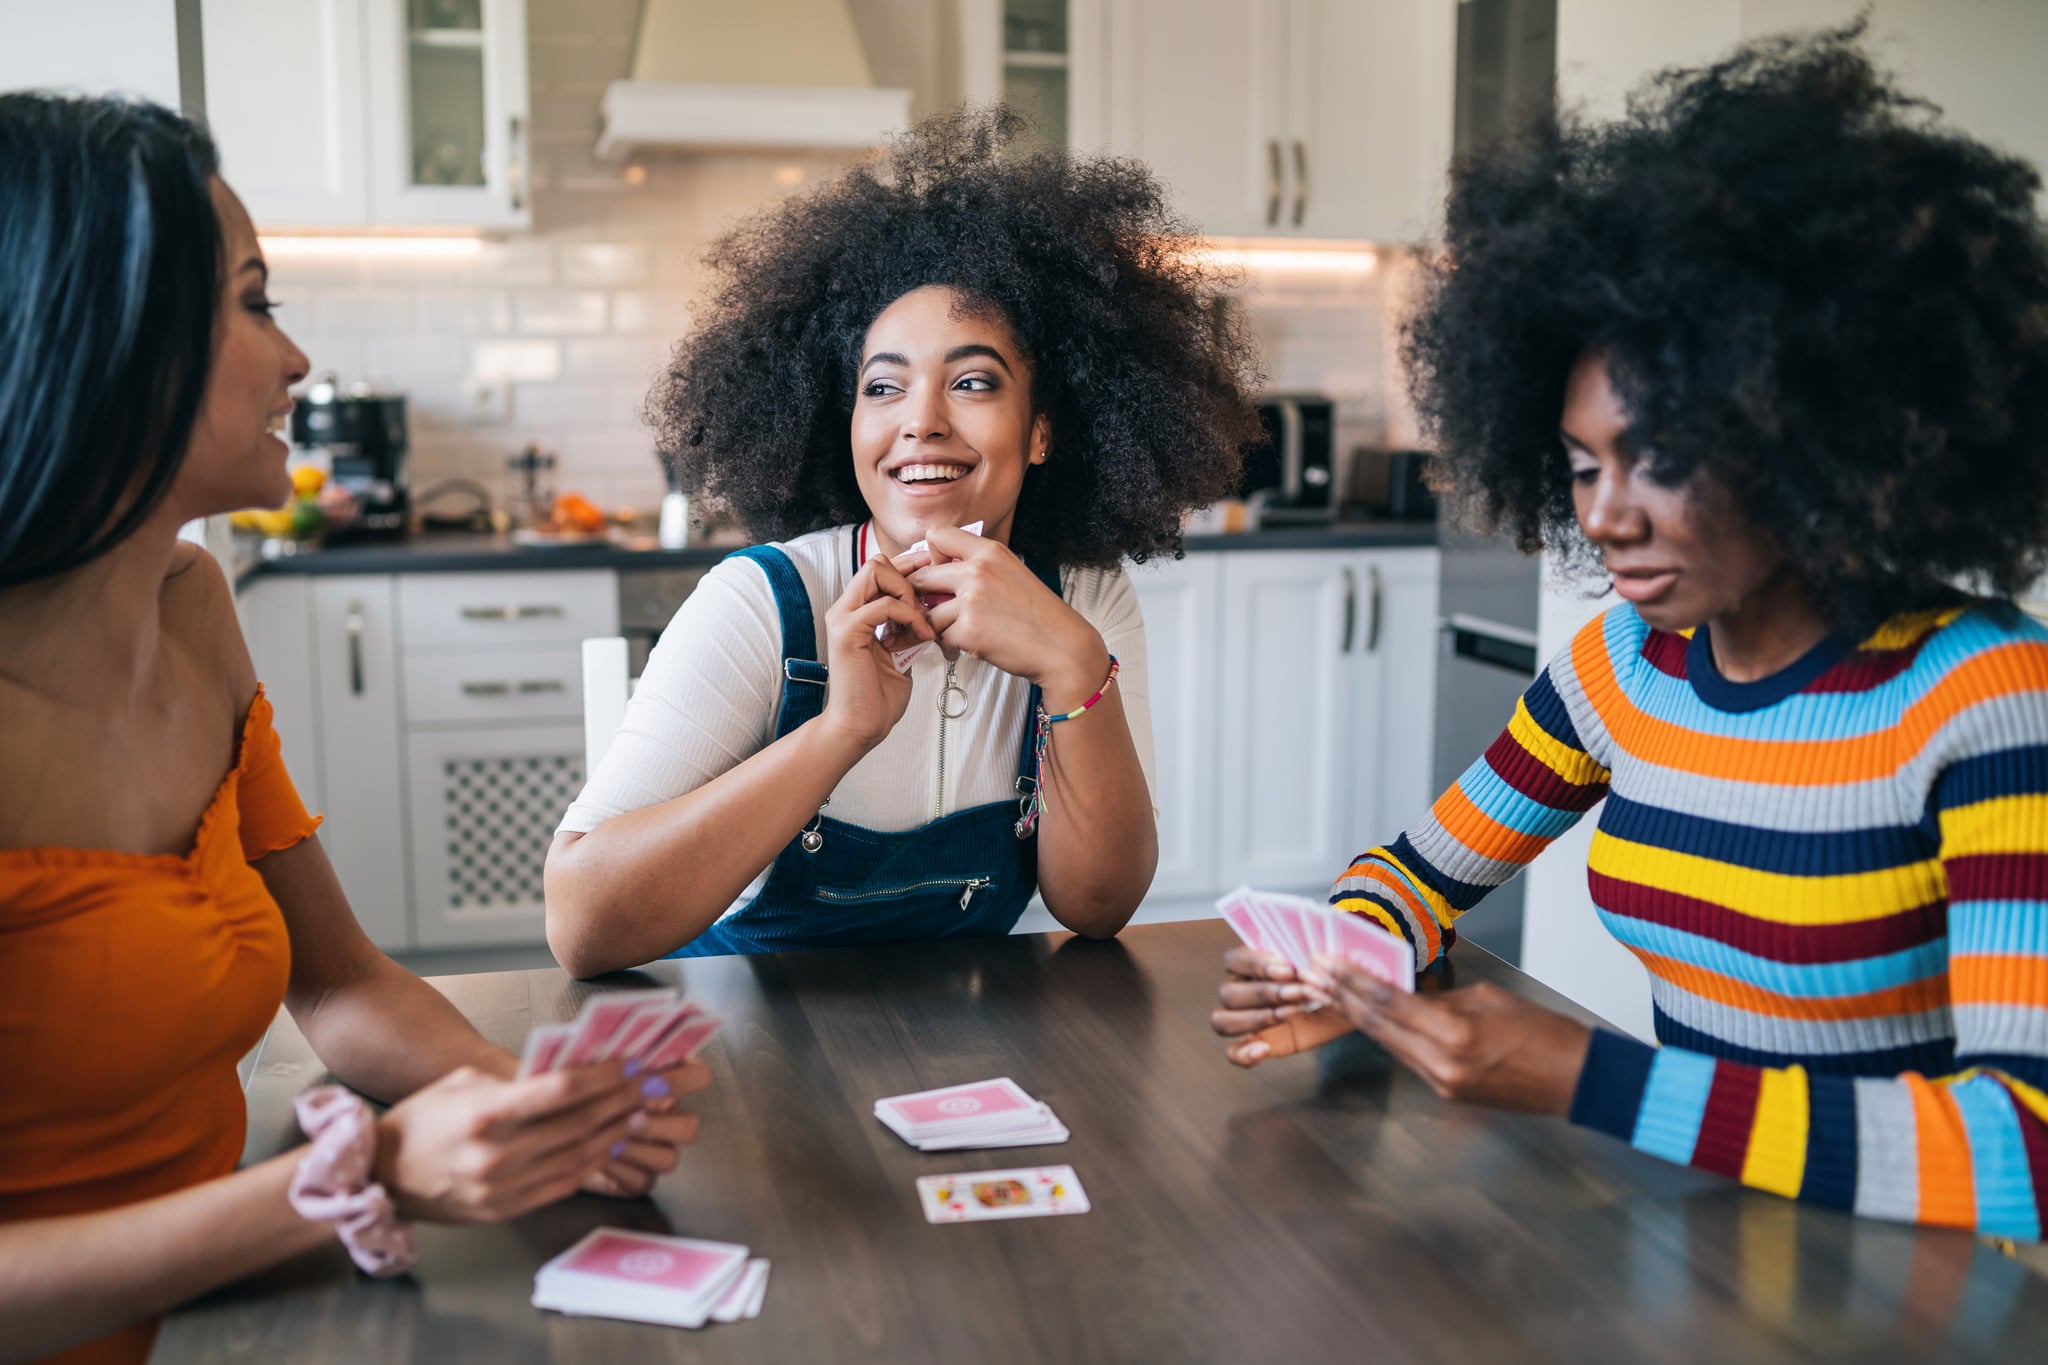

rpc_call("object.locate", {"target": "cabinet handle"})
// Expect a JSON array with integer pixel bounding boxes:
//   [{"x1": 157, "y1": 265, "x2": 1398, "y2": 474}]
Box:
[
  {"x1": 508, "y1": 114, "x2": 527, "y2": 212},
  {"x1": 1266, "y1": 139, "x2": 1283, "y2": 227},
  {"x1": 458, "y1": 603, "x2": 565, "y2": 621},
  {"x1": 517, "y1": 679, "x2": 566, "y2": 694},
  {"x1": 1291, "y1": 139, "x2": 1309, "y2": 228},
  {"x1": 459, "y1": 605, "x2": 509, "y2": 621},
  {"x1": 516, "y1": 603, "x2": 565, "y2": 619},
  {"x1": 1340, "y1": 566, "x2": 1357, "y2": 654},
  {"x1": 1367, "y1": 564, "x2": 1383, "y2": 653},
  {"x1": 345, "y1": 601, "x2": 365, "y2": 696},
  {"x1": 461, "y1": 681, "x2": 510, "y2": 697}
]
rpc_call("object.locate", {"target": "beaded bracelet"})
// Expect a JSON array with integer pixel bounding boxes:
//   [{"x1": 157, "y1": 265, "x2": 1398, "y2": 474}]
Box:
[{"x1": 1014, "y1": 655, "x2": 1119, "y2": 838}]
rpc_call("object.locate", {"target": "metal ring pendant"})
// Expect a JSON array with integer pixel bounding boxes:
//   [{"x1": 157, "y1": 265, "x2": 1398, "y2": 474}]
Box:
[{"x1": 939, "y1": 683, "x2": 969, "y2": 720}]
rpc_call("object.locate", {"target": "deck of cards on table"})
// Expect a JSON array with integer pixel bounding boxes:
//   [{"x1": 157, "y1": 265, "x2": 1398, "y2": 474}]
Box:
[
  {"x1": 916, "y1": 1166, "x2": 1091, "y2": 1224},
  {"x1": 873, "y1": 1077, "x2": 1069, "y2": 1151},
  {"x1": 1216, "y1": 885, "x2": 1416, "y2": 991},
  {"x1": 516, "y1": 986, "x2": 724, "y2": 1078},
  {"x1": 532, "y1": 1229, "x2": 769, "y2": 1328}
]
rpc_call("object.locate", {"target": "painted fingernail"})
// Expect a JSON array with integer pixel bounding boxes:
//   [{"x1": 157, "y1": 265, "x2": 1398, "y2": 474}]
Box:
[
  {"x1": 627, "y1": 1110, "x2": 650, "y2": 1134},
  {"x1": 1279, "y1": 984, "x2": 1306, "y2": 1001},
  {"x1": 622, "y1": 1058, "x2": 644, "y2": 1078},
  {"x1": 1299, "y1": 969, "x2": 1335, "y2": 992},
  {"x1": 641, "y1": 1076, "x2": 671, "y2": 1102},
  {"x1": 610, "y1": 1140, "x2": 627, "y2": 1158}
]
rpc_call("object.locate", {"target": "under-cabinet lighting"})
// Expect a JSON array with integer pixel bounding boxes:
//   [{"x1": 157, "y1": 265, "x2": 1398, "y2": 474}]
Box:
[
  {"x1": 1195, "y1": 243, "x2": 1379, "y2": 275},
  {"x1": 257, "y1": 236, "x2": 485, "y2": 260}
]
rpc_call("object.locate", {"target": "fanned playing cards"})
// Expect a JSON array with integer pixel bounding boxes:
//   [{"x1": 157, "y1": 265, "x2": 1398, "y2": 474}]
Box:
[
  {"x1": 1216, "y1": 885, "x2": 1416, "y2": 991},
  {"x1": 517, "y1": 987, "x2": 726, "y2": 1079},
  {"x1": 531, "y1": 1228, "x2": 768, "y2": 1329},
  {"x1": 873, "y1": 1077, "x2": 1069, "y2": 1152}
]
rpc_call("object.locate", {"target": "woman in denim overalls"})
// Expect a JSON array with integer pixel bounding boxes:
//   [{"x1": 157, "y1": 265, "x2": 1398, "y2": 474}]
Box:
[{"x1": 545, "y1": 111, "x2": 1262, "y2": 973}]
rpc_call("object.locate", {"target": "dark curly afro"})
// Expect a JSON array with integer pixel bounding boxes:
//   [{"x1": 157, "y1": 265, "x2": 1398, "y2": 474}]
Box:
[
  {"x1": 647, "y1": 107, "x2": 1262, "y2": 569},
  {"x1": 1404, "y1": 21, "x2": 2048, "y2": 617}
]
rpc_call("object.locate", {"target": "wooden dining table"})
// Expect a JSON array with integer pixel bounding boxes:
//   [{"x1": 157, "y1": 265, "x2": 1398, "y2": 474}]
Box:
[{"x1": 152, "y1": 920, "x2": 2048, "y2": 1363}]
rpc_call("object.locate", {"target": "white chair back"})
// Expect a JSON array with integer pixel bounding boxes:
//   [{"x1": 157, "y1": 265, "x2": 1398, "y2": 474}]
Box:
[{"x1": 581, "y1": 636, "x2": 631, "y2": 778}]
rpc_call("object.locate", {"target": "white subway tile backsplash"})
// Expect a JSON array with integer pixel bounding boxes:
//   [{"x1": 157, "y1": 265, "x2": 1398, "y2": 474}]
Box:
[
  {"x1": 610, "y1": 290, "x2": 690, "y2": 334},
  {"x1": 512, "y1": 383, "x2": 628, "y2": 428},
  {"x1": 560, "y1": 242, "x2": 651, "y2": 286},
  {"x1": 292, "y1": 336, "x2": 368, "y2": 384},
  {"x1": 563, "y1": 336, "x2": 671, "y2": 381},
  {"x1": 516, "y1": 290, "x2": 608, "y2": 334},
  {"x1": 416, "y1": 290, "x2": 513, "y2": 333},
  {"x1": 471, "y1": 340, "x2": 563, "y2": 384},
  {"x1": 367, "y1": 335, "x2": 467, "y2": 384},
  {"x1": 315, "y1": 290, "x2": 415, "y2": 333},
  {"x1": 653, "y1": 244, "x2": 699, "y2": 286},
  {"x1": 475, "y1": 240, "x2": 555, "y2": 285}
]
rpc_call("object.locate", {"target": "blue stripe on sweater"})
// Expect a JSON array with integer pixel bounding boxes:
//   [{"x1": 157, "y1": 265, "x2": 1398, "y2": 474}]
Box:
[
  {"x1": 1631, "y1": 1047, "x2": 1717, "y2": 1165},
  {"x1": 1801, "y1": 1074, "x2": 1859, "y2": 1209},
  {"x1": 1598, "y1": 792, "x2": 1937, "y2": 877},
  {"x1": 1601, "y1": 912, "x2": 1950, "y2": 999},
  {"x1": 1952, "y1": 1079, "x2": 2043, "y2": 1241}
]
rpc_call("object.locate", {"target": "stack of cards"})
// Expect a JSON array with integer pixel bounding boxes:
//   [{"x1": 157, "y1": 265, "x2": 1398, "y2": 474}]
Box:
[
  {"x1": 874, "y1": 1077, "x2": 1069, "y2": 1152},
  {"x1": 1216, "y1": 885, "x2": 1416, "y2": 991},
  {"x1": 532, "y1": 1228, "x2": 769, "y2": 1329},
  {"x1": 915, "y1": 1165, "x2": 1090, "y2": 1224},
  {"x1": 878, "y1": 519, "x2": 982, "y2": 671},
  {"x1": 517, "y1": 987, "x2": 725, "y2": 1079}
]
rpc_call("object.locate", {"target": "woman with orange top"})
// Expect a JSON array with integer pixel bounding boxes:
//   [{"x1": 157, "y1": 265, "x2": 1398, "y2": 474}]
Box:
[{"x1": 0, "y1": 96, "x2": 711, "y2": 1365}]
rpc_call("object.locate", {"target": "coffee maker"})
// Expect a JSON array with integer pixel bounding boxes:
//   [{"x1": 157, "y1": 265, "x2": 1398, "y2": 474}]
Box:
[
  {"x1": 1242, "y1": 395, "x2": 1337, "y2": 525},
  {"x1": 292, "y1": 374, "x2": 410, "y2": 538}
]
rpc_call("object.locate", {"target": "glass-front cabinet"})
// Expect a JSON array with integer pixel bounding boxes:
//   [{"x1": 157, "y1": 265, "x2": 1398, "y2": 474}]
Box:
[
  {"x1": 1003, "y1": 0, "x2": 1070, "y2": 155},
  {"x1": 366, "y1": 0, "x2": 532, "y2": 227}
]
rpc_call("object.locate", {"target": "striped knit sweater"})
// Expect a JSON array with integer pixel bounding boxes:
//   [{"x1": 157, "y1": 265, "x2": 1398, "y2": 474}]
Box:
[{"x1": 1332, "y1": 601, "x2": 2048, "y2": 1239}]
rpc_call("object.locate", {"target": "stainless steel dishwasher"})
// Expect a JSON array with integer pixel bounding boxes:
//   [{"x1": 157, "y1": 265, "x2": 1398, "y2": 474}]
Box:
[{"x1": 615, "y1": 565, "x2": 714, "y2": 676}]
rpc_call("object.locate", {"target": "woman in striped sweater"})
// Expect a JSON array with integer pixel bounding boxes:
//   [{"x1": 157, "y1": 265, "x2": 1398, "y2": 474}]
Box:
[{"x1": 1213, "y1": 26, "x2": 2048, "y2": 1241}]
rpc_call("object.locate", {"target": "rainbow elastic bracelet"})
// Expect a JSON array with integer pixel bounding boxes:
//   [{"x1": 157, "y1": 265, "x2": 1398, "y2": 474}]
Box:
[{"x1": 1014, "y1": 655, "x2": 1119, "y2": 838}]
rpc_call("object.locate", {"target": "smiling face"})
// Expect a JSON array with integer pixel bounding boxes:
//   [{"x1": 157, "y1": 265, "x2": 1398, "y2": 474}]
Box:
[
  {"x1": 850, "y1": 285, "x2": 1048, "y2": 556},
  {"x1": 170, "y1": 179, "x2": 309, "y2": 520},
  {"x1": 1561, "y1": 350, "x2": 1789, "y2": 634}
]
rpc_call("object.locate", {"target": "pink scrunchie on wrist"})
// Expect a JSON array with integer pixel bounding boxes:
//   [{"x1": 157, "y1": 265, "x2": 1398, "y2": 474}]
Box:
[{"x1": 288, "y1": 1085, "x2": 420, "y2": 1277}]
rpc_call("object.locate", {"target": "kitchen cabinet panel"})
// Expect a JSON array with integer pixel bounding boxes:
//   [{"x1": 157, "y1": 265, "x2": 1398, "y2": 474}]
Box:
[
  {"x1": 1127, "y1": 555, "x2": 1223, "y2": 899},
  {"x1": 396, "y1": 569, "x2": 616, "y2": 650},
  {"x1": 1343, "y1": 547, "x2": 1439, "y2": 859},
  {"x1": 238, "y1": 575, "x2": 326, "y2": 813},
  {"x1": 407, "y1": 722, "x2": 584, "y2": 948},
  {"x1": 402, "y1": 644, "x2": 585, "y2": 725},
  {"x1": 1214, "y1": 549, "x2": 1357, "y2": 891},
  {"x1": 308, "y1": 576, "x2": 413, "y2": 949}
]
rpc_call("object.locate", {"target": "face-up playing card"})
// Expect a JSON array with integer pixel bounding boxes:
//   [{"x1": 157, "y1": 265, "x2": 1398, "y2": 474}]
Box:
[{"x1": 916, "y1": 1165, "x2": 1091, "y2": 1224}]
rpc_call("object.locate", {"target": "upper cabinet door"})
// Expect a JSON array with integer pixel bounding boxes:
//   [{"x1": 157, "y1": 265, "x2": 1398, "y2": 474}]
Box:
[
  {"x1": 1290, "y1": 0, "x2": 1456, "y2": 242},
  {"x1": 1095, "y1": 0, "x2": 1271, "y2": 237},
  {"x1": 365, "y1": 0, "x2": 532, "y2": 228},
  {"x1": 202, "y1": 0, "x2": 372, "y2": 228}
]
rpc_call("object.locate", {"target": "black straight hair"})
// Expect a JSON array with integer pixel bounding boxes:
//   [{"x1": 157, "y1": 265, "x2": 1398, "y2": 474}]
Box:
[{"x1": 0, "y1": 93, "x2": 222, "y2": 588}]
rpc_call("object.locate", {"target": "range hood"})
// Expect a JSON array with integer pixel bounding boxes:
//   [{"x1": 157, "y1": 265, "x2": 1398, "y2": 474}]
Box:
[{"x1": 596, "y1": 0, "x2": 913, "y2": 158}]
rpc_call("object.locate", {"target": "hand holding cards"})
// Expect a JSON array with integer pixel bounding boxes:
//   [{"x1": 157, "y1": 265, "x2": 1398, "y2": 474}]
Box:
[
  {"x1": 518, "y1": 987, "x2": 725, "y2": 1079},
  {"x1": 1217, "y1": 885, "x2": 1415, "y2": 991},
  {"x1": 873, "y1": 1077, "x2": 1068, "y2": 1151},
  {"x1": 533, "y1": 1228, "x2": 768, "y2": 1329}
]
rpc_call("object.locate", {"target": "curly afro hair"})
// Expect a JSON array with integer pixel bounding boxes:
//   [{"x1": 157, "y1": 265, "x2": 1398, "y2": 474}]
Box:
[
  {"x1": 1403, "y1": 22, "x2": 2048, "y2": 617},
  {"x1": 647, "y1": 107, "x2": 1262, "y2": 569}
]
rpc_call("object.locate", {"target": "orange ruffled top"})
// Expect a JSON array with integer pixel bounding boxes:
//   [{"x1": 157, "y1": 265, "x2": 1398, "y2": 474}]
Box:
[{"x1": 0, "y1": 688, "x2": 317, "y2": 1365}]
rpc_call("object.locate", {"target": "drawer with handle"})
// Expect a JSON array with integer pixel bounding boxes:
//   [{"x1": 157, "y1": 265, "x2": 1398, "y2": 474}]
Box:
[
  {"x1": 398, "y1": 571, "x2": 617, "y2": 650},
  {"x1": 404, "y1": 646, "x2": 586, "y2": 724}
]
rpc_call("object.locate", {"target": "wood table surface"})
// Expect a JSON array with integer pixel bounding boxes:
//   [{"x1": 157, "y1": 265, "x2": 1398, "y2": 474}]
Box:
[{"x1": 153, "y1": 921, "x2": 2048, "y2": 1364}]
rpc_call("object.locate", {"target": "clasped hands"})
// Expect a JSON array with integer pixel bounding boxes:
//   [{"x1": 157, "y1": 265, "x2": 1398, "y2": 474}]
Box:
[
  {"x1": 820, "y1": 524, "x2": 1109, "y2": 751},
  {"x1": 1211, "y1": 946, "x2": 1593, "y2": 1116}
]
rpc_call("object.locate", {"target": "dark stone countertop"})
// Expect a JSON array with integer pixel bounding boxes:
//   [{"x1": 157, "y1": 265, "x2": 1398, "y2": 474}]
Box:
[{"x1": 233, "y1": 518, "x2": 1438, "y2": 584}]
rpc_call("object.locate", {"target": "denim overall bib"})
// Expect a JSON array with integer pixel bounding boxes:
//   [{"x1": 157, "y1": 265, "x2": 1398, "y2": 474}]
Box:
[{"x1": 668, "y1": 542, "x2": 1057, "y2": 958}]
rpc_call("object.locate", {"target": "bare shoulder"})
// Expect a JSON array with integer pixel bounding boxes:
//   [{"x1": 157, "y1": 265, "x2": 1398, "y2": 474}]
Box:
[{"x1": 160, "y1": 541, "x2": 260, "y2": 708}]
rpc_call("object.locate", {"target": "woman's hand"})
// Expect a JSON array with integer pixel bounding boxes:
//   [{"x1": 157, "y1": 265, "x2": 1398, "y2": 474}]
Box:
[
  {"x1": 819, "y1": 554, "x2": 934, "y2": 751},
  {"x1": 372, "y1": 1062, "x2": 649, "y2": 1222},
  {"x1": 1307, "y1": 957, "x2": 1592, "y2": 1114},
  {"x1": 899, "y1": 526, "x2": 1108, "y2": 708},
  {"x1": 1212, "y1": 945, "x2": 1356, "y2": 1065},
  {"x1": 577, "y1": 1060, "x2": 713, "y2": 1199}
]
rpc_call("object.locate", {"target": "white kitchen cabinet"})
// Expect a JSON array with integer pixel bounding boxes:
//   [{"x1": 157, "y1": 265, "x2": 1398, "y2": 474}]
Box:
[
  {"x1": 203, "y1": 0, "x2": 529, "y2": 230},
  {"x1": 406, "y1": 722, "x2": 585, "y2": 948},
  {"x1": 308, "y1": 576, "x2": 414, "y2": 948},
  {"x1": 1344, "y1": 547, "x2": 1440, "y2": 856},
  {"x1": 1086, "y1": 0, "x2": 1455, "y2": 241},
  {"x1": 1126, "y1": 554, "x2": 1223, "y2": 899},
  {"x1": 238, "y1": 574, "x2": 326, "y2": 811}
]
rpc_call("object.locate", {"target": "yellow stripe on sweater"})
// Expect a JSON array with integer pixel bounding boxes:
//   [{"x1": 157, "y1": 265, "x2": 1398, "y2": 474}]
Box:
[
  {"x1": 1506, "y1": 699, "x2": 1610, "y2": 789},
  {"x1": 1740, "y1": 1065, "x2": 1811, "y2": 1199},
  {"x1": 1939, "y1": 793, "x2": 2048, "y2": 856},
  {"x1": 1588, "y1": 831, "x2": 1944, "y2": 925}
]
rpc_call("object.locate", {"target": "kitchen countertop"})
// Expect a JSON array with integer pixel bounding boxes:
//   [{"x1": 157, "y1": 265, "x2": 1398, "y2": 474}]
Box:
[
  {"x1": 233, "y1": 518, "x2": 1438, "y2": 583},
  {"x1": 152, "y1": 920, "x2": 2045, "y2": 1364}
]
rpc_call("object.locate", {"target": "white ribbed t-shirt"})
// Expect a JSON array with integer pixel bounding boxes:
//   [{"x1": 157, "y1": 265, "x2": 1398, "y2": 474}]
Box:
[{"x1": 558, "y1": 525, "x2": 1156, "y2": 857}]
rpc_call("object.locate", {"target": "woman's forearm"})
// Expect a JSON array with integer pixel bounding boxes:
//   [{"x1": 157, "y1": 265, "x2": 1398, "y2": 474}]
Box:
[
  {"x1": 1033, "y1": 680, "x2": 1158, "y2": 937},
  {"x1": 0, "y1": 1151, "x2": 327, "y2": 1365},
  {"x1": 545, "y1": 720, "x2": 870, "y2": 975}
]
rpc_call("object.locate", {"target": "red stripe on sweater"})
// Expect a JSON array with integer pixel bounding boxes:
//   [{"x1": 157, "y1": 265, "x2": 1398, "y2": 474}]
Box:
[
  {"x1": 1640, "y1": 630, "x2": 1690, "y2": 678},
  {"x1": 1947, "y1": 853, "x2": 2048, "y2": 901},
  {"x1": 1590, "y1": 871, "x2": 1949, "y2": 963},
  {"x1": 1484, "y1": 732, "x2": 1608, "y2": 812},
  {"x1": 2017, "y1": 1093, "x2": 2048, "y2": 1238},
  {"x1": 1692, "y1": 1062, "x2": 1764, "y2": 1179},
  {"x1": 1807, "y1": 637, "x2": 1931, "y2": 692}
]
